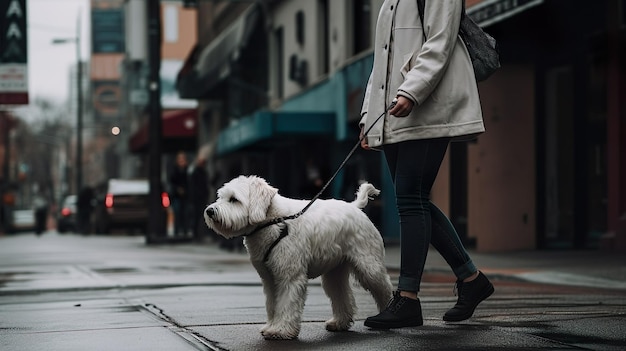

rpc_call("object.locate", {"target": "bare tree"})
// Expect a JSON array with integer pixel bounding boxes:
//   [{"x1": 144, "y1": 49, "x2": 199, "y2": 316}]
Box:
[{"x1": 12, "y1": 98, "x2": 73, "y2": 206}]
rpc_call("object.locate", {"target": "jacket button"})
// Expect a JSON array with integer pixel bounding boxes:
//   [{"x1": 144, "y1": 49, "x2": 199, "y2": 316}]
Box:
[
  {"x1": 381, "y1": 85, "x2": 384, "y2": 89},
  {"x1": 384, "y1": 44, "x2": 388, "y2": 50},
  {"x1": 390, "y1": 5, "x2": 394, "y2": 10}
]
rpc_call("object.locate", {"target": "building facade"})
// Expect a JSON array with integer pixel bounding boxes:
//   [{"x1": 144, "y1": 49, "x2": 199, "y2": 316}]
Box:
[{"x1": 176, "y1": 0, "x2": 626, "y2": 253}]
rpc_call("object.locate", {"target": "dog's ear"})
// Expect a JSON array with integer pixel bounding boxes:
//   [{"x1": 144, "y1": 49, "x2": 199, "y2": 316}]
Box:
[{"x1": 248, "y1": 176, "x2": 278, "y2": 224}]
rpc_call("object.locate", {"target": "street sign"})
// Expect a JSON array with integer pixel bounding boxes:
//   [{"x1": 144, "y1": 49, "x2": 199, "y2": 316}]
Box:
[
  {"x1": 0, "y1": 0, "x2": 28, "y2": 105},
  {"x1": 92, "y1": 80, "x2": 121, "y2": 120}
]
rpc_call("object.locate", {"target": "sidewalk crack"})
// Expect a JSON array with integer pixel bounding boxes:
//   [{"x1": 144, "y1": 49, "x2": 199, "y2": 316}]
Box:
[{"x1": 140, "y1": 302, "x2": 228, "y2": 351}]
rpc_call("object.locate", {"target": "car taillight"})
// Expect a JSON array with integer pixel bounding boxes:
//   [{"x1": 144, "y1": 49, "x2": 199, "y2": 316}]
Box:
[
  {"x1": 105, "y1": 193, "x2": 114, "y2": 208},
  {"x1": 61, "y1": 208, "x2": 72, "y2": 217},
  {"x1": 161, "y1": 192, "x2": 170, "y2": 208}
]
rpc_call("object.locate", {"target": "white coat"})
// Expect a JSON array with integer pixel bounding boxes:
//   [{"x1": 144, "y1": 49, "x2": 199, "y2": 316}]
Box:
[{"x1": 360, "y1": 0, "x2": 485, "y2": 148}]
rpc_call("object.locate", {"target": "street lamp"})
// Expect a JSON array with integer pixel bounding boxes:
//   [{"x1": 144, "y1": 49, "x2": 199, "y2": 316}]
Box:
[{"x1": 52, "y1": 12, "x2": 83, "y2": 195}]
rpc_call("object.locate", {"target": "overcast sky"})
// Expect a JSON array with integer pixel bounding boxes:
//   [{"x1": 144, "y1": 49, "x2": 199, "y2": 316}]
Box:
[{"x1": 27, "y1": 0, "x2": 91, "y2": 103}]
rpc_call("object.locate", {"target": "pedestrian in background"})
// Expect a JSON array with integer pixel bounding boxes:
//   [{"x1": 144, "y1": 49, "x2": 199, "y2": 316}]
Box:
[
  {"x1": 33, "y1": 187, "x2": 48, "y2": 236},
  {"x1": 301, "y1": 157, "x2": 325, "y2": 198},
  {"x1": 77, "y1": 186, "x2": 94, "y2": 234},
  {"x1": 359, "y1": 0, "x2": 494, "y2": 329},
  {"x1": 169, "y1": 151, "x2": 190, "y2": 237},
  {"x1": 189, "y1": 151, "x2": 210, "y2": 242}
]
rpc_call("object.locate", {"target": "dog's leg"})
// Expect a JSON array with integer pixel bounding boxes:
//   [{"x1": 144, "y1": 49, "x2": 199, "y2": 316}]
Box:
[
  {"x1": 346, "y1": 223, "x2": 394, "y2": 311},
  {"x1": 351, "y1": 255, "x2": 394, "y2": 312},
  {"x1": 259, "y1": 277, "x2": 277, "y2": 334},
  {"x1": 260, "y1": 273, "x2": 307, "y2": 340},
  {"x1": 252, "y1": 263, "x2": 278, "y2": 335},
  {"x1": 321, "y1": 262, "x2": 355, "y2": 331}
]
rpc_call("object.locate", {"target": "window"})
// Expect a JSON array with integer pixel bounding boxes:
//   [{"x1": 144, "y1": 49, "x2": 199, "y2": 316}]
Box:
[
  {"x1": 164, "y1": 5, "x2": 178, "y2": 43},
  {"x1": 274, "y1": 27, "x2": 284, "y2": 98},
  {"x1": 318, "y1": 0, "x2": 329, "y2": 74},
  {"x1": 296, "y1": 11, "x2": 305, "y2": 46},
  {"x1": 353, "y1": 0, "x2": 371, "y2": 55}
]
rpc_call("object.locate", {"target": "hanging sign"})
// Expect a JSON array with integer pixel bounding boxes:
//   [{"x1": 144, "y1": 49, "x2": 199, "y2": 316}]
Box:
[{"x1": 0, "y1": 0, "x2": 28, "y2": 105}]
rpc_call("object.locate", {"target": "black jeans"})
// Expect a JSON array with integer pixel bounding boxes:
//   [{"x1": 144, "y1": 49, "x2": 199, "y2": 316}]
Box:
[{"x1": 384, "y1": 138, "x2": 477, "y2": 292}]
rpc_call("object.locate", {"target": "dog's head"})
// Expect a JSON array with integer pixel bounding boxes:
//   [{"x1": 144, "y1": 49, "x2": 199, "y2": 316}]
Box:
[{"x1": 204, "y1": 175, "x2": 278, "y2": 238}]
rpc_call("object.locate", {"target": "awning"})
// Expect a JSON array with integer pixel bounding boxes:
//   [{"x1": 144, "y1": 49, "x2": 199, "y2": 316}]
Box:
[
  {"x1": 467, "y1": 0, "x2": 543, "y2": 27},
  {"x1": 129, "y1": 109, "x2": 198, "y2": 153},
  {"x1": 217, "y1": 111, "x2": 336, "y2": 155},
  {"x1": 176, "y1": 4, "x2": 261, "y2": 99}
]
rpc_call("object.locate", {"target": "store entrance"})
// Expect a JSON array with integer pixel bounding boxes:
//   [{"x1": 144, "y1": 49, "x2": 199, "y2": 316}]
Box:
[{"x1": 541, "y1": 58, "x2": 607, "y2": 249}]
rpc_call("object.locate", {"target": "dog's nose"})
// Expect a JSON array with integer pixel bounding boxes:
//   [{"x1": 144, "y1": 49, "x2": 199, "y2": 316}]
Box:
[{"x1": 205, "y1": 207, "x2": 216, "y2": 219}]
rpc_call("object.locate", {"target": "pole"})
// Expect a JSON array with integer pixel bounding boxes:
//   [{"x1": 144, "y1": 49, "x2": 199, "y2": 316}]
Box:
[
  {"x1": 0, "y1": 113, "x2": 8, "y2": 233},
  {"x1": 76, "y1": 12, "x2": 83, "y2": 194},
  {"x1": 1, "y1": 113, "x2": 9, "y2": 182},
  {"x1": 146, "y1": 0, "x2": 165, "y2": 243}
]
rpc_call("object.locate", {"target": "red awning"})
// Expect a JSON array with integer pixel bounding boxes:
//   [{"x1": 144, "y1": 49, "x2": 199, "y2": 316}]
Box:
[{"x1": 129, "y1": 109, "x2": 198, "y2": 153}]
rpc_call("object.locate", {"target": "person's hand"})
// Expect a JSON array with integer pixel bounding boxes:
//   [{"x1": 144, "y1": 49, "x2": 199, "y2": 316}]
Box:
[
  {"x1": 359, "y1": 126, "x2": 370, "y2": 150},
  {"x1": 389, "y1": 96, "x2": 414, "y2": 117}
]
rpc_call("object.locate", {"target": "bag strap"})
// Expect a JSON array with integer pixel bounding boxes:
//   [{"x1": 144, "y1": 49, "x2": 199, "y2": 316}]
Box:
[
  {"x1": 417, "y1": 0, "x2": 466, "y2": 38},
  {"x1": 417, "y1": 0, "x2": 426, "y2": 38}
]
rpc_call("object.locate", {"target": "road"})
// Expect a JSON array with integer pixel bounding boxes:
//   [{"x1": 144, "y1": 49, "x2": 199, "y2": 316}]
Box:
[{"x1": 1, "y1": 232, "x2": 625, "y2": 350}]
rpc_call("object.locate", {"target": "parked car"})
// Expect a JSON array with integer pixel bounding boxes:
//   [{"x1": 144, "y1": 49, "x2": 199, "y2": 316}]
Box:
[
  {"x1": 92, "y1": 179, "x2": 169, "y2": 234},
  {"x1": 57, "y1": 195, "x2": 77, "y2": 233},
  {"x1": 9, "y1": 208, "x2": 36, "y2": 233}
]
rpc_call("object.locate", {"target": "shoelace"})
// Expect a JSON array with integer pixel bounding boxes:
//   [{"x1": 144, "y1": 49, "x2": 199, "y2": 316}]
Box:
[
  {"x1": 390, "y1": 298, "x2": 406, "y2": 313},
  {"x1": 386, "y1": 291, "x2": 401, "y2": 306},
  {"x1": 386, "y1": 291, "x2": 411, "y2": 313},
  {"x1": 453, "y1": 281, "x2": 465, "y2": 299}
]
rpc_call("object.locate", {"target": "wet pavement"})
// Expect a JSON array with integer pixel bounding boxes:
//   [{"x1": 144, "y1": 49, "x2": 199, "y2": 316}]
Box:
[{"x1": 0, "y1": 231, "x2": 625, "y2": 350}]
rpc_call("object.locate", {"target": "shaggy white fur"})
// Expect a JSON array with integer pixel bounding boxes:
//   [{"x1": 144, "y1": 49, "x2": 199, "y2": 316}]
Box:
[{"x1": 204, "y1": 175, "x2": 393, "y2": 340}]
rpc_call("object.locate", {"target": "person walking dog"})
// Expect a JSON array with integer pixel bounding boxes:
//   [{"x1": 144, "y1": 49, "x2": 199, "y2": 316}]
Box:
[{"x1": 359, "y1": 0, "x2": 494, "y2": 329}]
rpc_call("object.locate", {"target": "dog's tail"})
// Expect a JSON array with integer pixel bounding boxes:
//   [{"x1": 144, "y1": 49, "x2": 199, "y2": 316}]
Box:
[{"x1": 352, "y1": 182, "x2": 380, "y2": 209}]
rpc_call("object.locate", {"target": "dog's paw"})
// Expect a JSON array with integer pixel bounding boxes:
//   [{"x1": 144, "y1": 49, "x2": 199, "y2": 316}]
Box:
[
  {"x1": 261, "y1": 323, "x2": 300, "y2": 340},
  {"x1": 261, "y1": 325, "x2": 299, "y2": 340},
  {"x1": 260, "y1": 323, "x2": 271, "y2": 334},
  {"x1": 325, "y1": 318, "x2": 353, "y2": 332}
]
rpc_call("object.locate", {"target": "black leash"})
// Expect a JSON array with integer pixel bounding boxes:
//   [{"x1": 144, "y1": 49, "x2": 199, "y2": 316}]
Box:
[{"x1": 247, "y1": 99, "x2": 398, "y2": 262}]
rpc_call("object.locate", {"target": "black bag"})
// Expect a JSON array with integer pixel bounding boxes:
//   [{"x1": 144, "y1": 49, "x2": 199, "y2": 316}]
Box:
[{"x1": 417, "y1": 0, "x2": 500, "y2": 82}]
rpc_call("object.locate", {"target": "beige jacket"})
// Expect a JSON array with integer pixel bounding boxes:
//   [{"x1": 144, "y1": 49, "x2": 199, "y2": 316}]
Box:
[{"x1": 360, "y1": 0, "x2": 485, "y2": 148}]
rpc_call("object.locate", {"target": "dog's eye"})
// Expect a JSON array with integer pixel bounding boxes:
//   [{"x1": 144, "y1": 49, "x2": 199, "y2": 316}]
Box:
[{"x1": 229, "y1": 197, "x2": 239, "y2": 203}]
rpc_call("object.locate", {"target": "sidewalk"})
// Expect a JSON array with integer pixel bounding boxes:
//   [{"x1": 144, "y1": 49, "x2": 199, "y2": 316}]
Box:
[
  {"x1": 168, "y1": 236, "x2": 626, "y2": 290},
  {"x1": 145, "y1": 235, "x2": 626, "y2": 291},
  {"x1": 1, "y1": 232, "x2": 625, "y2": 351},
  {"x1": 383, "y1": 244, "x2": 626, "y2": 290}
]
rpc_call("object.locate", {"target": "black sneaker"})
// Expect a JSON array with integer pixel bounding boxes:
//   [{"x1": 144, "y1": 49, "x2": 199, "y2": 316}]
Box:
[
  {"x1": 364, "y1": 291, "x2": 423, "y2": 329},
  {"x1": 443, "y1": 271, "x2": 494, "y2": 322}
]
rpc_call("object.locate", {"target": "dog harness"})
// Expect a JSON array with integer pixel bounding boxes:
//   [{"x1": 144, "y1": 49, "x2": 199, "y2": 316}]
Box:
[{"x1": 245, "y1": 218, "x2": 291, "y2": 263}]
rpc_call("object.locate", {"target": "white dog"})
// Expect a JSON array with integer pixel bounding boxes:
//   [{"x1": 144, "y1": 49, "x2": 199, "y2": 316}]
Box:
[{"x1": 204, "y1": 175, "x2": 393, "y2": 340}]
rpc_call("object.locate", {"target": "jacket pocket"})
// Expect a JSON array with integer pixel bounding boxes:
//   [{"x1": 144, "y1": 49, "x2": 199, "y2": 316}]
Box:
[{"x1": 400, "y1": 53, "x2": 413, "y2": 79}]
